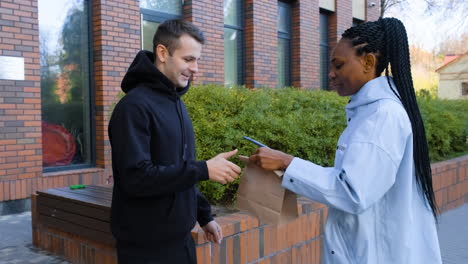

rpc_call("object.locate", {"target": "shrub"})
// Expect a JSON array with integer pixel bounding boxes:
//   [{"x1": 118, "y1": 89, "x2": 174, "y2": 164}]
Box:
[{"x1": 113, "y1": 85, "x2": 468, "y2": 205}]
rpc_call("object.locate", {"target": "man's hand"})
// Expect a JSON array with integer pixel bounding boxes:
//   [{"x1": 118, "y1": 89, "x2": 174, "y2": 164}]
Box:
[
  {"x1": 201, "y1": 220, "x2": 223, "y2": 244},
  {"x1": 249, "y1": 147, "x2": 294, "y2": 170},
  {"x1": 206, "y1": 149, "x2": 241, "y2": 184}
]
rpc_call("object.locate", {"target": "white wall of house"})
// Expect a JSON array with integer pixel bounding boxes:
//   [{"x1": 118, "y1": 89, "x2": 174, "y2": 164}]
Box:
[{"x1": 437, "y1": 54, "x2": 468, "y2": 99}]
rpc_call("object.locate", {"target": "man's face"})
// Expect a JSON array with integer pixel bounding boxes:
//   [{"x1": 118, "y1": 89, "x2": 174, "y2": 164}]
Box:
[
  {"x1": 329, "y1": 39, "x2": 371, "y2": 96},
  {"x1": 156, "y1": 34, "x2": 202, "y2": 88}
]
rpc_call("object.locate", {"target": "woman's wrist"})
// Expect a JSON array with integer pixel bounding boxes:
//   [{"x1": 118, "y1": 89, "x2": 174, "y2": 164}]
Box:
[{"x1": 281, "y1": 154, "x2": 294, "y2": 170}]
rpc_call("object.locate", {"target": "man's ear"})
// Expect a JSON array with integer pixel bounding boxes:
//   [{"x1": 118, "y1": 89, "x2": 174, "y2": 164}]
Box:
[
  {"x1": 362, "y1": 53, "x2": 376, "y2": 74},
  {"x1": 155, "y1": 44, "x2": 168, "y2": 63}
]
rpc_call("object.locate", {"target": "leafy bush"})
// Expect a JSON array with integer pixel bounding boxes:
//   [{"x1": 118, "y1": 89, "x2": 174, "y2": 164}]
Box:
[
  {"x1": 183, "y1": 85, "x2": 468, "y2": 205},
  {"x1": 113, "y1": 85, "x2": 468, "y2": 205}
]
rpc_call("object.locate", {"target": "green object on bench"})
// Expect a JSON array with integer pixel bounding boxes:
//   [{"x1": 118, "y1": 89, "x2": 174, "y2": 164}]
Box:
[{"x1": 69, "y1": 184, "x2": 86, "y2": 190}]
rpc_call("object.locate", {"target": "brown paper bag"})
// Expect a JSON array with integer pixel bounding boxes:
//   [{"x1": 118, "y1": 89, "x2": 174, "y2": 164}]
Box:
[{"x1": 236, "y1": 155, "x2": 298, "y2": 225}]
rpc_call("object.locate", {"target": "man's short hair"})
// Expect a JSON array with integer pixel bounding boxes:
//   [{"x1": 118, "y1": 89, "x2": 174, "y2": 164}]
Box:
[{"x1": 153, "y1": 19, "x2": 205, "y2": 56}]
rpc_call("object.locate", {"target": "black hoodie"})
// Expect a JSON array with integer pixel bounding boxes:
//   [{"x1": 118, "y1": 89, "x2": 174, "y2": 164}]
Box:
[{"x1": 108, "y1": 50, "x2": 213, "y2": 245}]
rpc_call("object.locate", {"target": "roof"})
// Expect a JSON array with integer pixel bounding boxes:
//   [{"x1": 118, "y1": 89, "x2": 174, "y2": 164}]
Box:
[{"x1": 436, "y1": 53, "x2": 467, "y2": 72}]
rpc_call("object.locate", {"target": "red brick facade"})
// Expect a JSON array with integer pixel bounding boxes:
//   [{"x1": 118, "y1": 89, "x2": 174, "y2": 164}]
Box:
[
  {"x1": 291, "y1": 0, "x2": 320, "y2": 89},
  {"x1": 1, "y1": 0, "x2": 380, "y2": 204},
  {"x1": 31, "y1": 155, "x2": 468, "y2": 263},
  {"x1": 244, "y1": 0, "x2": 278, "y2": 88}
]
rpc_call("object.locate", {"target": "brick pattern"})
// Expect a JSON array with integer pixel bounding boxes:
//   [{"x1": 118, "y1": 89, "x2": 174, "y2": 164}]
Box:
[
  {"x1": 291, "y1": 0, "x2": 321, "y2": 90},
  {"x1": 184, "y1": 0, "x2": 225, "y2": 85},
  {"x1": 92, "y1": 0, "x2": 140, "y2": 173},
  {"x1": 244, "y1": 0, "x2": 278, "y2": 88},
  {"x1": 0, "y1": 169, "x2": 107, "y2": 202},
  {"x1": 30, "y1": 155, "x2": 468, "y2": 263},
  {"x1": 432, "y1": 155, "x2": 468, "y2": 213},
  {"x1": 328, "y1": 0, "x2": 353, "y2": 53},
  {"x1": 0, "y1": 0, "x2": 42, "y2": 189},
  {"x1": 32, "y1": 195, "x2": 327, "y2": 264},
  {"x1": 366, "y1": 0, "x2": 381, "y2": 22}
]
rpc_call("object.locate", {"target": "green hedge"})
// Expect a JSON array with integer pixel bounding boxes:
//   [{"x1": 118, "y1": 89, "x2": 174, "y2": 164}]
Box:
[
  {"x1": 113, "y1": 85, "x2": 468, "y2": 204},
  {"x1": 182, "y1": 85, "x2": 468, "y2": 205}
]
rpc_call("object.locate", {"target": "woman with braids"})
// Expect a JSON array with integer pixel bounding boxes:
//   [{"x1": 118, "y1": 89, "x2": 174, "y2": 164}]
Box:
[{"x1": 249, "y1": 17, "x2": 441, "y2": 263}]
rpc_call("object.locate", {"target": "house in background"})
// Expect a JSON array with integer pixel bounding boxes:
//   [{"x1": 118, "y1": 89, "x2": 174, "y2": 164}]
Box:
[{"x1": 436, "y1": 53, "x2": 468, "y2": 99}]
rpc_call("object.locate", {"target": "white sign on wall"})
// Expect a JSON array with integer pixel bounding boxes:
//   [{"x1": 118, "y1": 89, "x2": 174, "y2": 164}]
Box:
[{"x1": 0, "y1": 56, "x2": 25, "y2": 81}]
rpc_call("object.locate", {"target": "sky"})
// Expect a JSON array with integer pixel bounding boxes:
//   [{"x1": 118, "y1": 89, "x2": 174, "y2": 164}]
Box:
[{"x1": 385, "y1": 0, "x2": 468, "y2": 52}]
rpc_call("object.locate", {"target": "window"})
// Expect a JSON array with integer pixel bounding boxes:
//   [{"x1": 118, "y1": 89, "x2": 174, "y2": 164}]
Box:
[
  {"x1": 140, "y1": 0, "x2": 182, "y2": 51},
  {"x1": 277, "y1": 1, "x2": 292, "y2": 88},
  {"x1": 320, "y1": 12, "x2": 330, "y2": 90},
  {"x1": 462, "y1": 82, "x2": 468, "y2": 96},
  {"x1": 352, "y1": 18, "x2": 364, "y2": 27},
  {"x1": 38, "y1": 0, "x2": 94, "y2": 170},
  {"x1": 224, "y1": 0, "x2": 244, "y2": 87}
]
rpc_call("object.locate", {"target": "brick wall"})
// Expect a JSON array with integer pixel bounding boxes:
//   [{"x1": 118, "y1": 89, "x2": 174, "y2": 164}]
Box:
[
  {"x1": 0, "y1": 0, "x2": 42, "y2": 201},
  {"x1": 291, "y1": 0, "x2": 320, "y2": 90},
  {"x1": 328, "y1": 0, "x2": 353, "y2": 53},
  {"x1": 184, "y1": 0, "x2": 225, "y2": 85},
  {"x1": 433, "y1": 155, "x2": 468, "y2": 213},
  {"x1": 244, "y1": 0, "x2": 278, "y2": 88},
  {"x1": 366, "y1": 0, "x2": 381, "y2": 22},
  {"x1": 31, "y1": 155, "x2": 468, "y2": 263},
  {"x1": 92, "y1": 0, "x2": 140, "y2": 172},
  {"x1": 1, "y1": 0, "x2": 382, "y2": 204},
  {"x1": 0, "y1": 0, "x2": 141, "y2": 203}
]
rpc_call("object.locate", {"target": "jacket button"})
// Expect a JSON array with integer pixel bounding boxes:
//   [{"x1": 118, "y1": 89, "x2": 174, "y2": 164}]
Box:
[
  {"x1": 331, "y1": 250, "x2": 335, "y2": 254},
  {"x1": 290, "y1": 179, "x2": 294, "y2": 183}
]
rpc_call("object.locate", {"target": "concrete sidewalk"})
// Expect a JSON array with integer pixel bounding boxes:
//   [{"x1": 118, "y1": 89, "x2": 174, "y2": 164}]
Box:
[{"x1": 1, "y1": 204, "x2": 467, "y2": 264}]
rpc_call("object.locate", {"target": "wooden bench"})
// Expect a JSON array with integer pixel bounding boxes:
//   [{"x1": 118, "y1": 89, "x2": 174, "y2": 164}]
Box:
[
  {"x1": 32, "y1": 185, "x2": 328, "y2": 264},
  {"x1": 32, "y1": 185, "x2": 117, "y2": 263}
]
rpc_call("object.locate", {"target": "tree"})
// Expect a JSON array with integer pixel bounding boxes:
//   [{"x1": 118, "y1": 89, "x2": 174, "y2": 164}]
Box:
[
  {"x1": 381, "y1": 0, "x2": 468, "y2": 22},
  {"x1": 438, "y1": 33, "x2": 468, "y2": 55}
]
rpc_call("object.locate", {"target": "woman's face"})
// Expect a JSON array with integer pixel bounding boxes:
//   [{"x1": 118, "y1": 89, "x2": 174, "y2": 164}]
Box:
[{"x1": 328, "y1": 39, "x2": 375, "y2": 96}]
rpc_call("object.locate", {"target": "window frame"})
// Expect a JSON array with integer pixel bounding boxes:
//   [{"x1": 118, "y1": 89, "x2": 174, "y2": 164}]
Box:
[
  {"x1": 319, "y1": 10, "x2": 331, "y2": 90},
  {"x1": 42, "y1": 0, "x2": 96, "y2": 173},
  {"x1": 277, "y1": 1, "x2": 292, "y2": 88},
  {"x1": 140, "y1": 7, "x2": 182, "y2": 51},
  {"x1": 223, "y1": 0, "x2": 245, "y2": 86}
]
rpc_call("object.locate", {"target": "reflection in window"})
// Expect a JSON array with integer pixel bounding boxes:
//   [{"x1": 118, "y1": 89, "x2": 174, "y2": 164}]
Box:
[
  {"x1": 38, "y1": 0, "x2": 92, "y2": 169},
  {"x1": 140, "y1": 0, "x2": 182, "y2": 15},
  {"x1": 278, "y1": 2, "x2": 292, "y2": 88},
  {"x1": 320, "y1": 12, "x2": 330, "y2": 90},
  {"x1": 224, "y1": 0, "x2": 244, "y2": 87},
  {"x1": 140, "y1": 0, "x2": 181, "y2": 51},
  {"x1": 142, "y1": 20, "x2": 160, "y2": 52}
]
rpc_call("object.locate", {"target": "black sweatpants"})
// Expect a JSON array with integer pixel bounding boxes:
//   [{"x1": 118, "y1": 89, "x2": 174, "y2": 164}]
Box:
[{"x1": 116, "y1": 234, "x2": 197, "y2": 264}]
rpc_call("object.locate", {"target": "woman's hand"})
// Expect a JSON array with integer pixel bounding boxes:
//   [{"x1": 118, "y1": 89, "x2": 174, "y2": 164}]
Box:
[{"x1": 249, "y1": 147, "x2": 294, "y2": 171}]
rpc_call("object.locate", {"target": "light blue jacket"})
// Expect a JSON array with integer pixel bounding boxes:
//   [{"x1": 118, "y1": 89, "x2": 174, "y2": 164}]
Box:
[{"x1": 282, "y1": 76, "x2": 442, "y2": 264}]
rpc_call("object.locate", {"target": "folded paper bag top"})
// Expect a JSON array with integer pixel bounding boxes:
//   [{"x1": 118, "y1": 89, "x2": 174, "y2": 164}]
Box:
[{"x1": 236, "y1": 155, "x2": 298, "y2": 225}]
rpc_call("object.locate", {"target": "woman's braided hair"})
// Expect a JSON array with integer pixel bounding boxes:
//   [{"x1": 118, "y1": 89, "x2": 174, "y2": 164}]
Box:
[{"x1": 342, "y1": 17, "x2": 438, "y2": 219}]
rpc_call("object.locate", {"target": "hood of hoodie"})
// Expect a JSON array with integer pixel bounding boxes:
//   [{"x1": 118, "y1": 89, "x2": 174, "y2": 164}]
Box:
[
  {"x1": 121, "y1": 50, "x2": 190, "y2": 98},
  {"x1": 346, "y1": 76, "x2": 402, "y2": 110}
]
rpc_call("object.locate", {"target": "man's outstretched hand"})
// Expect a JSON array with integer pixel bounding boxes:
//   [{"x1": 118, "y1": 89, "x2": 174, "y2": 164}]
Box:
[{"x1": 206, "y1": 149, "x2": 241, "y2": 184}]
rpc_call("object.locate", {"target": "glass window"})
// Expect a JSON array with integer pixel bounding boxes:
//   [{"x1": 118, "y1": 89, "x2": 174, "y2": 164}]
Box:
[
  {"x1": 38, "y1": 0, "x2": 93, "y2": 170},
  {"x1": 224, "y1": 0, "x2": 242, "y2": 27},
  {"x1": 141, "y1": 20, "x2": 160, "y2": 52},
  {"x1": 140, "y1": 0, "x2": 182, "y2": 15},
  {"x1": 224, "y1": 0, "x2": 244, "y2": 87},
  {"x1": 277, "y1": 1, "x2": 292, "y2": 88},
  {"x1": 140, "y1": 0, "x2": 182, "y2": 51},
  {"x1": 320, "y1": 12, "x2": 330, "y2": 90},
  {"x1": 353, "y1": 18, "x2": 364, "y2": 27}
]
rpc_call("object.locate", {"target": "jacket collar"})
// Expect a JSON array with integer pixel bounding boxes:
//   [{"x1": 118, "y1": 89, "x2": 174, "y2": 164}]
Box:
[{"x1": 346, "y1": 76, "x2": 401, "y2": 110}]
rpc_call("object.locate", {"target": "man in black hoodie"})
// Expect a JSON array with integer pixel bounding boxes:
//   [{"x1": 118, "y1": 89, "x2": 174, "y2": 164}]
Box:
[{"x1": 108, "y1": 19, "x2": 241, "y2": 264}]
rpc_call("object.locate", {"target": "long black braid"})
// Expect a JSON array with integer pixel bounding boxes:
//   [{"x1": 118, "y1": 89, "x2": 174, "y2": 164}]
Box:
[{"x1": 342, "y1": 17, "x2": 438, "y2": 220}]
